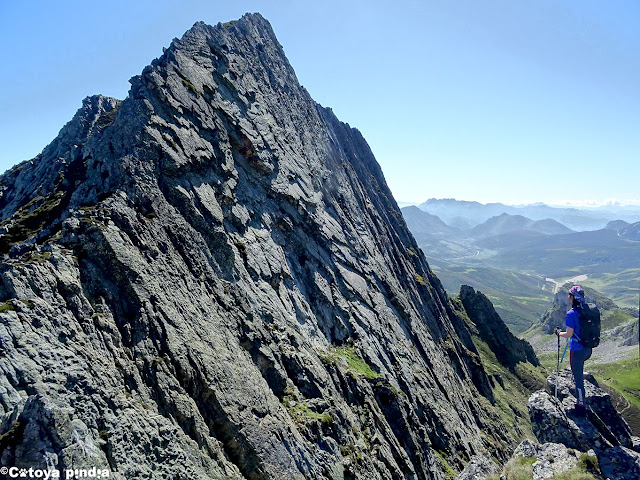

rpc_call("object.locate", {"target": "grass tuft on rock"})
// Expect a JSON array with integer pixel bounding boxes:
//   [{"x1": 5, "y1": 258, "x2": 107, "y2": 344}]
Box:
[
  {"x1": 434, "y1": 449, "x2": 456, "y2": 479},
  {"x1": 0, "y1": 300, "x2": 16, "y2": 313},
  {"x1": 321, "y1": 345, "x2": 381, "y2": 380}
]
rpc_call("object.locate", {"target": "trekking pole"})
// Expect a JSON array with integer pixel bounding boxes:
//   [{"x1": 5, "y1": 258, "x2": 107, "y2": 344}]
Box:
[
  {"x1": 556, "y1": 328, "x2": 560, "y2": 398},
  {"x1": 561, "y1": 339, "x2": 569, "y2": 363}
]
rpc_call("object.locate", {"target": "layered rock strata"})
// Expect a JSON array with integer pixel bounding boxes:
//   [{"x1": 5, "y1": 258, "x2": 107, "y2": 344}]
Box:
[
  {"x1": 459, "y1": 285, "x2": 539, "y2": 370},
  {"x1": 1, "y1": 13, "x2": 519, "y2": 480}
]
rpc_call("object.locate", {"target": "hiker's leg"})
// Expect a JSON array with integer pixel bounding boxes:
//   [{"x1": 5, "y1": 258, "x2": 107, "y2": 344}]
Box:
[{"x1": 571, "y1": 349, "x2": 588, "y2": 406}]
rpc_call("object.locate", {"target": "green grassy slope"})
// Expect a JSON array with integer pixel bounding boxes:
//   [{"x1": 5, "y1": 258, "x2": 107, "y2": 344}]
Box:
[
  {"x1": 586, "y1": 358, "x2": 640, "y2": 435},
  {"x1": 582, "y1": 269, "x2": 640, "y2": 309},
  {"x1": 480, "y1": 229, "x2": 640, "y2": 278},
  {"x1": 433, "y1": 263, "x2": 553, "y2": 334}
]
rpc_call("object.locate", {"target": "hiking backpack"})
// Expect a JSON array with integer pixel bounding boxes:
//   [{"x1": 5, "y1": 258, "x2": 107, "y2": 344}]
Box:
[{"x1": 578, "y1": 303, "x2": 601, "y2": 348}]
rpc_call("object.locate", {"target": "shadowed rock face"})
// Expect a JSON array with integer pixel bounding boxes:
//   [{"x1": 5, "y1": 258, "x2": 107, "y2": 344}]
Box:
[
  {"x1": 1, "y1": 14, "x2": 516, "y2": 479},
  {"x1": 459, "y1": 285, "x2": 539, "y2": 369}
]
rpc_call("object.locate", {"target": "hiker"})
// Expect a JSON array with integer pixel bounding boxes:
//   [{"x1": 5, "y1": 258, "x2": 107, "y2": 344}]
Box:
[{"x1": 556, "y1": 285, "x2": 592, "y2": 415}]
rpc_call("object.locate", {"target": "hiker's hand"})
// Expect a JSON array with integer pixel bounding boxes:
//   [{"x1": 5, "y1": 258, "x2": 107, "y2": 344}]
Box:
[{"x1": 555, "y1": 327, "x2": 561, "y2": 337}]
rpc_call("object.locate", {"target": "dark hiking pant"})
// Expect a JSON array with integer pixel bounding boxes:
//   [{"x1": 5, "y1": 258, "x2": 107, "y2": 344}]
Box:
[{"x1": 570, "y1": 347, "x2": 593, "y2": 406}]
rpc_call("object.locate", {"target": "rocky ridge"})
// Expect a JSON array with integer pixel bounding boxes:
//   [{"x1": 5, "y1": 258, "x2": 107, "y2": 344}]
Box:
[
  {"x1": 460, "y1": 285, "x2": 539, "y2": 370},
  {"x1": 0, "y1": 13, "x2": 529, "y2": 480},
  {"x1": 465, "y1": 369, "x2": 640, "y2": 480},
  {"x1": 526, "y1": 370, "x2": 640, "y2": 479}
]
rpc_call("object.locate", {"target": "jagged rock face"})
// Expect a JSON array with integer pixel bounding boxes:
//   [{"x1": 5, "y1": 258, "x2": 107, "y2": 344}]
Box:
[
  {"x1": 546, "y1": 371, "x2": 635, "y2": 449},
  {"x1": 606, "y1": 320, "x2": 639, "y2": 347},
  {"x1": 538, "y1": 287, "x2": 613, "y2": 334},
  {"x1": 0, "y1": 13, "x2": 515, "y2": 480},
  {"x1": 526, "y1": 371, "x2": 640, "y2": 480},
  {"x1": 459, "y1": 285, "x2": 539, "y2": 369}
]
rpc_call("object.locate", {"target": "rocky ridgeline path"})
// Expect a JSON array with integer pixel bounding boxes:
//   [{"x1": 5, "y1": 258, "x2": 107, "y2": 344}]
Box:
[{"x1": 457, "y1": 369, "x2": 640, "y2": 479}]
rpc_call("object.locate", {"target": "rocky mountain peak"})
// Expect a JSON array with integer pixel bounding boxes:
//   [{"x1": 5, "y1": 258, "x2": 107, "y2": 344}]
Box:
[
  {"x1": 0, "y1": 13, "x2": 584, "y2": 480},
  {"x1": 460, "y1": 285, "x2": 539, "y2": 369}
]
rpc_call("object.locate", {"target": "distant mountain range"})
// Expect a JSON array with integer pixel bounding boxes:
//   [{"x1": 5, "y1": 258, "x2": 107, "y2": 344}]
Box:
[
  {"x1": 401, "y1": 200, "x2": 640, "y2": 330},
  {"x1": 400, "y1": 206, "x2": 461, "y2": 237},
  {"x1": 402, "y1": 204, "x2": 640, "y2": 275},
  {"x1": 416, "y1": 198, "x2": 640, "y2": 231},
  {"x1": 619, "y1": 221, "x2": 640, "y2": 241},
  {"x1": 469, "y1": 213, "x2": 574, "y2": 238}
]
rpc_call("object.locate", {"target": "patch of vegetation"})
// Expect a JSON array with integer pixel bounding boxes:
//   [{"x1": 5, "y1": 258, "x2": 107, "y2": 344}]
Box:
[
  {"x1": 434, "y1": 449, "x2": 456, "y2": 480},
  {"x1": 433, "y1": 262, "x2": 553, "y2": 334},
  {"x1": 20, "y1": 299, "x2": 35, "y2": 309},
  {"x1": 470, "y1": 335, "x2": 535, "y2": 436},
  {"x1": 509, "y1": 456, "x2": 536, "y2": 476},
  {"x1": 489, "y1": 456, "x2": 601, "y2": 480},
  {"x1": 487, "y1": 456, "x2": 535, "y2": 480},
  {"x1": 24, "y1": 251, "x2": 52, "y2": 264},
  {"x1": 552, "y1": 472, "x2": 600, "y2": 480},
  {"x1": 601, "y1": 308, "x2": 635, "y2": 330},
  {"x1": 513, "y1": 361, "x2": 548, "y2": 392},
  {"x1": 586, "y1": 357, "x2": 640, "y2": 434},
  {"x1": 536, "y1": 351, "x2": 560, "y2": 371},
  {"x1": 234, "y1": 241, "x2": 246, "y2": 254},
  {"x1": 282, "y1": 393, "x2": 332, "y2": 426},
  {"x1": 587, "y1": 357, "x2": 640, "y2": 408},
  {"x1": 0, "y1": 191, "x2": 66, "y2": 253},
  {"x1": 0, "y1": 419, "x2": 25, "y2": 450},
  {"x1": 575, "y1": 453, "x2": 601, "y2": 477},
  {"x1": 289, "y1": 401, "x2": 332, "y2": 425},
  {"x1": 0, "y1": 300, "x2": 16, "y2": 313},
  {"x1": 320, "y1": 345, "x2": 381, "y2": 380},
  {"x1": 152, "y1": 357, "x2": 165, "y2": 369},
  {"x1": 182, "y1": 78, "x2": 200, "y2": 97},
  {"x1": 415, "y1": 274, "x2": 427, "y2": 286},
  {"x1": 583, "y1": 269, "x2": 640, "y2": 309}
]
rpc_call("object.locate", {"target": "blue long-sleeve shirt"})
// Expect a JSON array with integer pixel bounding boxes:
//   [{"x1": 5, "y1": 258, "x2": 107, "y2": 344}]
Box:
[{"x1": 565, "y1": 308, "x2": 583, "y2": 351}]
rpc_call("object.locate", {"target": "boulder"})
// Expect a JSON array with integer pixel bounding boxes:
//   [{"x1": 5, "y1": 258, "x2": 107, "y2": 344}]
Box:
[
  {"x1": 455, "y1": 454, "x2": 500, "y2": 480},
  {"x1": 512, "y1": 439, "x2": 587, "y2": 480},
  {"x1": 528, "y1": 390, "x2": 611, "y2": 451}
]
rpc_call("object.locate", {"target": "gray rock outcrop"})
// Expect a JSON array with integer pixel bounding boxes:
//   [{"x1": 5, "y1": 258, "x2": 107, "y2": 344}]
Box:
[
  {"x1": 0, "y1": 13, "x2": 518, "y2": 480},
  {"x1": 606, "y1": 320, "x2": 639, "y2": 347},
  {"x1": 523, "y1": 370, "x2": 640, "y2": 479},
  {"x1": 459, "y1": 285, "x2": 539, "y2": 369},
  {"x1": 454, "y1": 454, "x2": 500, "y2": 480},
  {"x1": 511, "y1": 439, "x2": 592, "y2": 480},
  {"x1": 538, "y1": 287, "x2": 614, "y2": 335}
]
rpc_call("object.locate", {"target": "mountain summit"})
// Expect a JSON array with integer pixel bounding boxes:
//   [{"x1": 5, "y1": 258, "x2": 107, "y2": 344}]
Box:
[{"x1": 1, "y1": 14, "x2": 530, "y2": 479}]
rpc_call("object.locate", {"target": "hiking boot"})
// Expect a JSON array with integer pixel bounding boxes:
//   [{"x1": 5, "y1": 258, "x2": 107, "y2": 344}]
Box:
[{"x1": 574, "y1": 404, "x2": 587, "y2": 417}]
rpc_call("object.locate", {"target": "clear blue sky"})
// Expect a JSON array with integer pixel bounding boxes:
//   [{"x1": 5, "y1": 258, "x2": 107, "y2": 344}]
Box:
[{"x1": 1, "y1": 0, "x2": 638, "y2": 206}]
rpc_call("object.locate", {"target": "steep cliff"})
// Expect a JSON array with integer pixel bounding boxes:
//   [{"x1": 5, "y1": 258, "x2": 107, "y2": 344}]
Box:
[
  {"x1": 459, "y1": 286, "x2": 539, "y2": 370},
  {"x1": 1, "y1": 14, "x2": 518, "y2": 479}
]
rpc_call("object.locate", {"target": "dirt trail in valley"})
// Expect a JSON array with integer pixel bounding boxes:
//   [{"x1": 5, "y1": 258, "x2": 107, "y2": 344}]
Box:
[{"x1": 545, "y1": 274, "x2": 589, "y2": 294}]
